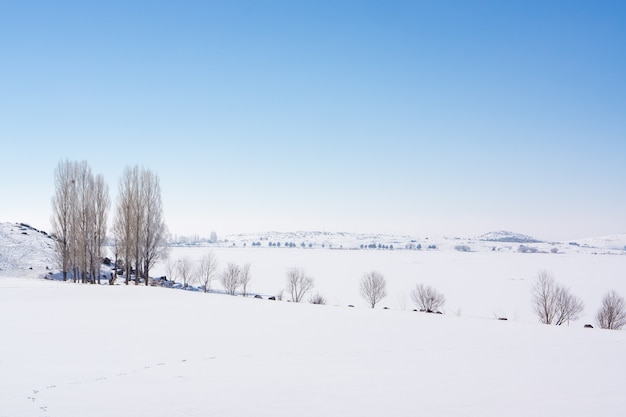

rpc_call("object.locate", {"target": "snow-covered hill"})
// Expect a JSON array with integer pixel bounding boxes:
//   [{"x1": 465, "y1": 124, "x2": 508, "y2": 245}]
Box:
[
  {"x1": 478, "y1": 230, "x2": 541, "y2": 243},
  {"x1": 2, "y1": 271, "x2": 626, "y2": 417},
  {"x1": 0, "y1": 222, "x2": 56, "y2": 278},
  {"x1": 2, "y1": 221, "x2": 626, "y2": 416}
]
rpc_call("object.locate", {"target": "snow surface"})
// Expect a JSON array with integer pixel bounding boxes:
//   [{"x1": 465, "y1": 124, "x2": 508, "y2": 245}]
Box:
[
  {"x1": 2, "y1": 222, "x2": 626, "y2": 416},
  {"x1": 153, "y1": 246, "x2": 626, "y2": 324}
]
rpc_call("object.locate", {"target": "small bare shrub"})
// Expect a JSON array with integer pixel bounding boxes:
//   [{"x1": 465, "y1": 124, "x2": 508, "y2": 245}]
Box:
[
  {"x1": 411, "y1": 284, "x2": 445, "y2": 312},
  {"x1": 596, "y1": 290, "x2": 626, "y2": 330},
  {"x1": 309, "y1": 292, "x2": 327, "y2": 305}
]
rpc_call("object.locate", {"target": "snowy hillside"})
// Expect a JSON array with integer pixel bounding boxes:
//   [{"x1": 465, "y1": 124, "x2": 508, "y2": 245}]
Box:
[
  {"x1": 2, "y1": 221, "x2": 626, "y2": 416},
  {"x1": 0, "y1": 222, "x2": 56, "y2": 278},
  {"x1": 1, "y1": 277, "x2": 625, "y2": 417}
]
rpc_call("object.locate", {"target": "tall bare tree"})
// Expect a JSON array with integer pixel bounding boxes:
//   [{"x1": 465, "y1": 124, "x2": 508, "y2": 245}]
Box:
[
  {"x1": 51, "y1": 160, "x2": 109, "y2": 283},
  {"x1": 595, "y1": 290, "x2": 626, "y2": 330},
  {"x1": 89, "y1": 174, "x2": 109, "y2": 284},
  {"x1": 139, "y1": 169, "x2": 168, "y2": 285},
  {"x1": 113, "y1": 165, "x2": 167, "y2": 285},
  {"x1": 197, "y1": 251, "x2": 219, "y2": 293},
  {"x1": 360, "y1": 271, "x2": 387, "y2": 308},
  {"x1": 51, "y1": 160, "x2": 76, "y2": 281},
  {"x1": 114, "y1": 167, "x2": 138, "y2": 284},
  {"x1": 286, "y1": 267, "x2": 314, "y2": 302}
]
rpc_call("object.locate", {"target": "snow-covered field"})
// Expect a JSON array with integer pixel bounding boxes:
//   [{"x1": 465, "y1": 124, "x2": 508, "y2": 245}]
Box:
[
  {"x1": 2, "y1": 223, "x2": 626, "y2": 416},
  {"x1": 154, "y1": 245, "x2": 626, "y2": 324}
]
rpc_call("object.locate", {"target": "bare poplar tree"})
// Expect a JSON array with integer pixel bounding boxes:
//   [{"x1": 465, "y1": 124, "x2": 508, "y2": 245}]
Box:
[
  {"x1": 197, "y1": 251, "x2": 219, "y2": 293},
  {"x1": 286, "y1": 267, "x2": 314, "y2": 302},
  {"x1": 114, "y1": 167, "x2": 138, "y2": 285},
  {"x1": 51, "y1": 160, "x2": 76, "y2": 281},
  {"x1": 90, "y1": 174, "x2": 109, "y2": 284},
  {"x1": 360, "y1": 271, "x2": 387, "y2": 308},
  {"x1": 411, "y1": 283, "x2": 446, "y2": 312},
  {"x1": 221, "y1": 262, "x2": 241, "y2": 295},
  {"x1": 239, "y1": 263, "x2": 252, "y2": 297},
  {"x1": 531, "y1": 270, "x2": 583, "y2": 325},
  {"x1": 51, "y1": 160, "x2": 109, "y2": 284},
  {"x1": 113, "y1": 165, "x2": 168, "y2": 286},
  {"x1": 596, "y1": 290, "x2": 626, "y2": 330},
  {"x1": 139, "y1": 168, "x2": 168, "y2": 285},
  {"x1": 73, "y1": 161, "x2": 93, "y2": 283}
]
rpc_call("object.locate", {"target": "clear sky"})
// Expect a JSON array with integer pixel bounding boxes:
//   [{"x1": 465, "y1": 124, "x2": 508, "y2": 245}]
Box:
[{"x1": 1, "y1": 0, "x2": 625, "y2": 241}]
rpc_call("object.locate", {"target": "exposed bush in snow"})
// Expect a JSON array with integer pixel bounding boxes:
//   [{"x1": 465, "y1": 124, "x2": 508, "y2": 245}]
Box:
[
  {"x1": 518, "y1": 245, "x2": 538, "y2": 253},
  {"x1": 411, "y1": 284, "x2": 445, "y2": 313},
  {"x1": 309, "y1": 292, "x2": 327, "y2": 305}
]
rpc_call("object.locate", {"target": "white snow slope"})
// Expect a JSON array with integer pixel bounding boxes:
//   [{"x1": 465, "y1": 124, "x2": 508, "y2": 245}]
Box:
[{"x1": 1, "y1": 222, "x2": 626, "y2": 416}]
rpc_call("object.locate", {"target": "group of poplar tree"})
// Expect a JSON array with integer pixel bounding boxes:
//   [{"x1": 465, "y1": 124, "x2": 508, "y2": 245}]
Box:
[{"x1": 51, "y1": 160, "x2": 168, "y2": 284}]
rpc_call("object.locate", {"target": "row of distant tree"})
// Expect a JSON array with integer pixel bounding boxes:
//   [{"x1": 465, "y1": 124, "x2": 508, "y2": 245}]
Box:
[
  {"x1": 160, "y1": 252, "x2": 626, "y2": 331},
  {"x1": 51, "y1": 160, "x2": 169, "y2": 285}
]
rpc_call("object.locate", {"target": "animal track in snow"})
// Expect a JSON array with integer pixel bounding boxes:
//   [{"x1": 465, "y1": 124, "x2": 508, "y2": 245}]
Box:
[{"x1": 27, "y1": 354, "x2": 219, "y2": 416}]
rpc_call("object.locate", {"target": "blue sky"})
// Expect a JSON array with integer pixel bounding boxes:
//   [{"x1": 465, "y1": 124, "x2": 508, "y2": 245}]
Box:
[{"x1": 1, "y1": 0, "x2": 625, "y2": 240}]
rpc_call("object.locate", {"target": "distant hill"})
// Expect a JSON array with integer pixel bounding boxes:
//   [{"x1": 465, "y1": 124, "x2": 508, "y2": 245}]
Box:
[{"x1": 477, "y1": 231, "x2": 541, "y2": 243}]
